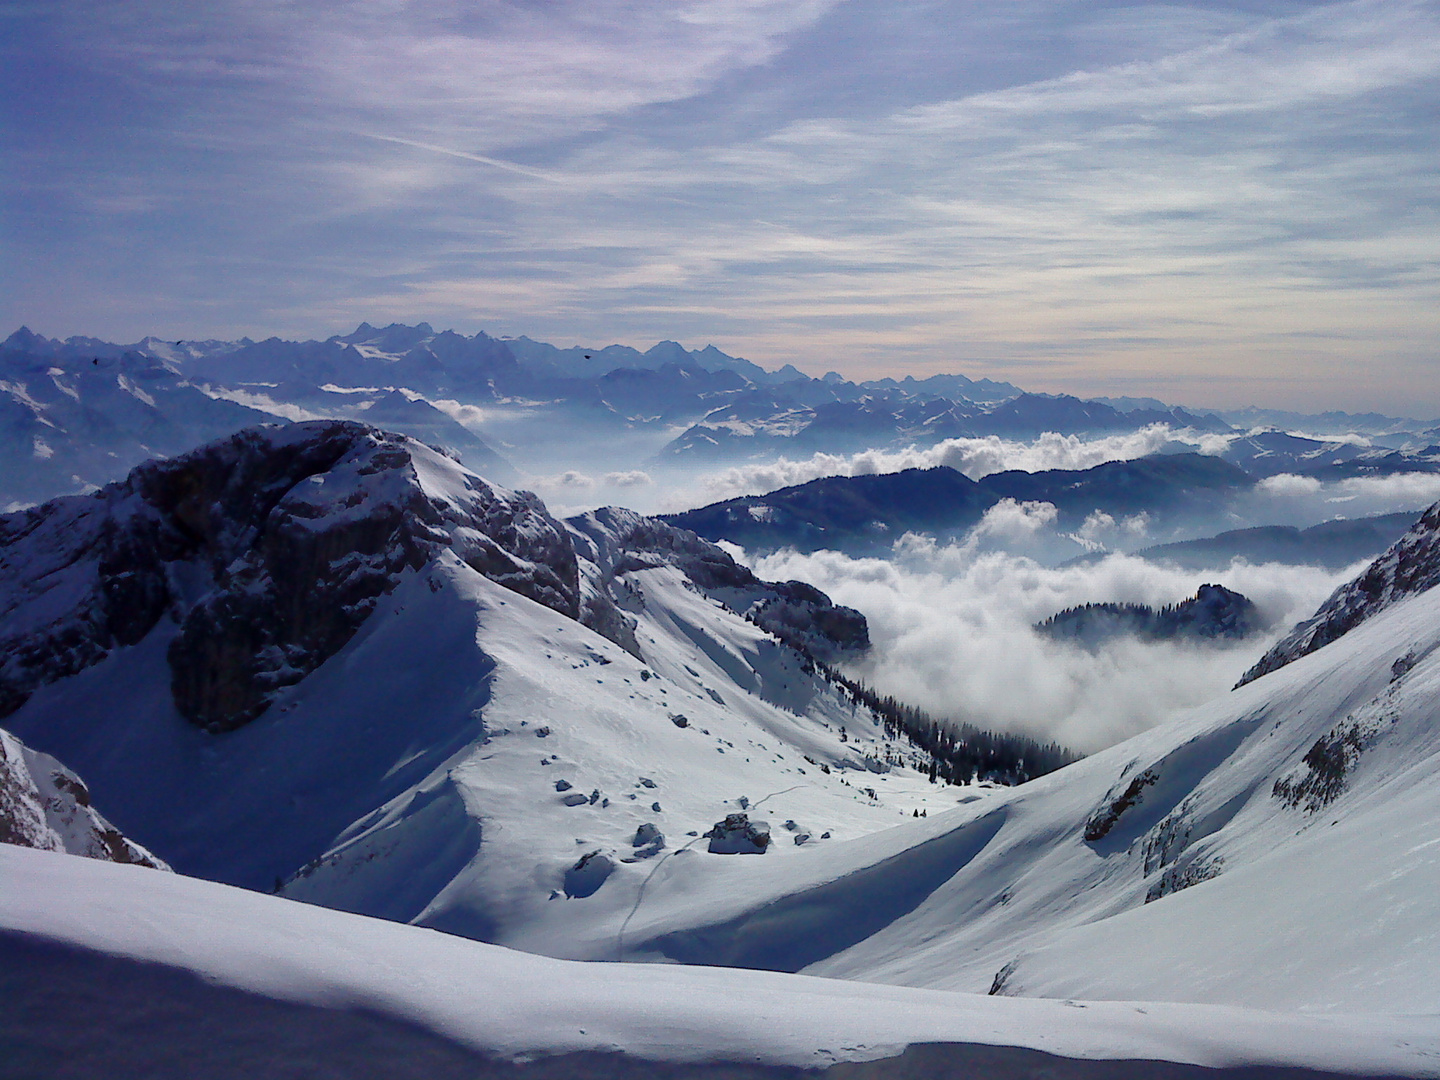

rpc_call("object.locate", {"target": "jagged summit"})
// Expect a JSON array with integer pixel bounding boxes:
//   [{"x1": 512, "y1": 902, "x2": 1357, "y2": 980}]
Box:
[
  {"x1": 1238, "y1": 500, "x2": 1440, "y2": 686},
  {"x1": 0, "y1": 420, "x2": 578, "y2": 731}
]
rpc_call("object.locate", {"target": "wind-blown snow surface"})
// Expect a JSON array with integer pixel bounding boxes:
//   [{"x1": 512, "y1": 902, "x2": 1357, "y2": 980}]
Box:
[{"x1": 4, "y1": 845, "x2": 1438, "y2": 1079}]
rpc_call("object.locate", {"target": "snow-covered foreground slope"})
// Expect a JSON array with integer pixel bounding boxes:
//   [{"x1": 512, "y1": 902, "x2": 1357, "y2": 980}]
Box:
[
  {"x1": 2, "y1": 422, "x2": 958, "y2": 959},
  {"x1": 4, "y1": 845, "x2": 1437, "y2": 1080},
  {"x1": 762, "y1": 540, "x2": 1440, "y2": 1011}
]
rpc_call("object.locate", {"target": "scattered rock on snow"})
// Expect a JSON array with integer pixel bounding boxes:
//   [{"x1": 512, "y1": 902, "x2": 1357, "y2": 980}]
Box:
[
  {"x1": 705, "y1": 813, "x2": 770, "y2": 854},
  {"x1": 563, "y1": 850, "x2": 614, "y2": 898}
]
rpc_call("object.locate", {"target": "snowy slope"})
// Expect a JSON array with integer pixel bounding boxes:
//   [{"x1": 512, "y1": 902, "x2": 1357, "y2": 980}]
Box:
[
  {"x1": 4, "y1": 845, "x2": 1438, "y2": 1079},
  {"x1": 658, "y1": 508, "x2": 1440, "y2": 1013},
  {"x1": 1, "y1": 422, "x2": 949, "y2": 957},
  {"x1": 11, "y1": 417, "x2": 1440, "y2": 1024}
]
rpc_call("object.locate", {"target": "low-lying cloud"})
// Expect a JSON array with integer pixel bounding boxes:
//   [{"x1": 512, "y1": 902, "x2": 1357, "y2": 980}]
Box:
[
  {"x1": 685, "y1": 424, "x2": 1225, "y2": 506},
  {"x1": 748, "y1": 539, "x2": 1352, "y2": 754},
  {"x1": 1240, "y1": 472, "x2": 1440, "y2": 525}
]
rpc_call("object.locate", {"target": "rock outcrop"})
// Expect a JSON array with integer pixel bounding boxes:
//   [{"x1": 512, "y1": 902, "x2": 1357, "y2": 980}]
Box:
[
  {"x1": 567, "y1": 505, "x2": 869, "y2": 665},
  {"x1": 2, "y1": 422, "x2": 869, "y2": 735},
  {"x1": 0, "y1": 421, "x2": 579, "y2": 731},
  {"x1": 0, "y1": 728, "x2": 168, "y2": 868},
  {"x1": 1238, "y1": 502, "x2": 1440, "y2": 687}
]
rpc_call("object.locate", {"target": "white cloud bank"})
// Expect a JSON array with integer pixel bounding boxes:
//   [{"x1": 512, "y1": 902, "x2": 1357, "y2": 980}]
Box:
[
  {"x1": 681, "y1": 424, "x2": 1210, "y2": 506},
  {"x1": 749, "y1": 540, "x2": 1353, "y2": 754}
]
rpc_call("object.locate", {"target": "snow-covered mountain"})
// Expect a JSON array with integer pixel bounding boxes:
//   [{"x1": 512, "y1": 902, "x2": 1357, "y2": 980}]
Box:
[
  {"x1": 1217, "y1": 429, "x2": 1440, "y2": 480},
  {"x1": 658, "y1": 393, "x2": 1228, "y2": 463},
  {"x1": 1, "y1": 420, "x2": 985, "y2": 955},
  {"x1": 8, "y1": 422, "x2": 1440, "y2": 1072},
  {"x1": 0, "y1": 339, "x2": 274, "y2": 510}
]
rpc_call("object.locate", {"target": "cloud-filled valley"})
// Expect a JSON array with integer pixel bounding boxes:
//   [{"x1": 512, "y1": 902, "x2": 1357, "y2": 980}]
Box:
[{"x1": 749, "y1": 540, "x2": 1351, "y2": 753}]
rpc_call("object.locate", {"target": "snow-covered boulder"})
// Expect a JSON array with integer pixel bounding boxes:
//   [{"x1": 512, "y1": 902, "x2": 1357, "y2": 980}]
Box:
[
  {"x1": 564, "y1": 850, "x2": 616, "y2": 898},
  {"x1": 705, "y1": 813, "x2": 771, "y2": 854},
  {"x1": 0, "y1": 728, "x2": 167, "y2": 869}
]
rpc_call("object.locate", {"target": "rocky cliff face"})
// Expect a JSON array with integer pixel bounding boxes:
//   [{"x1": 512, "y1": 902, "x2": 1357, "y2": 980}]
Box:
[
  {"x1": 0, "y1": 728, "x2": 168, "y2": 868},
  {"x1": 2, "y1": 422, "x2": 867, "y2": 735},
  {"x1": 1238, "y1": 501, "x2": 1440, "y2": 687},
  {"x1": 0, "y1": 421, "x2": 579, "y2": 731},
  {"x1": 567, "y1": 505, "x2": 869, "y2": 664}
]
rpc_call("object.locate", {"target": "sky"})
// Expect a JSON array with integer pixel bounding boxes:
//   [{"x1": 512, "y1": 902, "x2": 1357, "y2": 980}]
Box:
[{"x1": 3, "y1": 0, "x2": 1439, "y2": 413}]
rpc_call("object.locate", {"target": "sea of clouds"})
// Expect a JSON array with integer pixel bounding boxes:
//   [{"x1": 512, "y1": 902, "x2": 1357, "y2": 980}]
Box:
[
  {"x1": 678, "y1": 425, "x2": 1227, "y2": 506},
  {"x1": 746, "y1": 538, "x2": 1353, "y2": 754},
  {"x1": 506, "y1": 422, "x2": 1438, "y2": 755}
]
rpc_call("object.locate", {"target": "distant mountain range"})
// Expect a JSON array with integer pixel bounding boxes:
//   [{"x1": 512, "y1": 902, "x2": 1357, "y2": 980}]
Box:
[
  {"x1": 4, "y1": 322, "x2": 1439, "y2": 532},
  {"x1": 664, "y1": 454, "x2": 1255, "y2": 556},
  {"x1": 1124, "y1": 513, "x2": 1420, "y2": 571}
]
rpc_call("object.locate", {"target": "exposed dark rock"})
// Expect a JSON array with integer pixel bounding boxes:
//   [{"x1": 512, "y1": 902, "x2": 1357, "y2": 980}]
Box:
[
  {"x1": 750, "y1": 581, "x2": 870, "y2": 664},
  {"x1": 1144, "y1": 854, "x2": 1224, "y2": 903},
  {"x1": 705, "y1": 813, "x2": 770, "y2": 854},
  {"x1": 1083, "y1": 769, "x2": 1158, "y2": 842},
  {"x1": 0, "y1": 421, "x2": 581, "y2": 732},
  {"x1": 567, "y1": 505, "x2": 870, "y2": 664},
  {"x1": 1238, "y1": 501, "x2": 1440, "y2": 687},
  {"x1": 1272, "y1": 721, "x2": 1377, "y2": 812}
]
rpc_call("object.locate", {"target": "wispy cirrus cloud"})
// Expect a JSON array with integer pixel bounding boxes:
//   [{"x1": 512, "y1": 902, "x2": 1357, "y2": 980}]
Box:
[{"x1": 6, "y1": 0, "x2": 1440, "y2": 414}]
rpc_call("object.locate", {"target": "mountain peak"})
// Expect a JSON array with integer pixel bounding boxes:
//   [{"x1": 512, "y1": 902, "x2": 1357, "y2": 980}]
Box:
[
  {"x1": 0, "y1": 421, "x2": 579, "y2": 730},
  {"x1": 2, "y1": 326, "x2": 47, "y2": 352}
]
